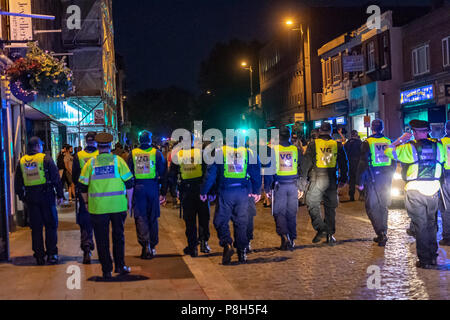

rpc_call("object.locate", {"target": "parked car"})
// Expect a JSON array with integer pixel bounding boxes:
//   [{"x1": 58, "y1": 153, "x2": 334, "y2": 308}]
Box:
[{"x1": 390, "y1": 164, "x2": 405, "y2": 207}]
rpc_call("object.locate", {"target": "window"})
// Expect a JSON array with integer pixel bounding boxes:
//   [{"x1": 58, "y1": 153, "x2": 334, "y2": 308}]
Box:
[
  {"x1": 412, "y1": 44, "x2": 430, "y2": 76},
  {"x1": 321, "y1": 60, "x2": 326, "y2": 90},
  {"x1": 326, "y1": 59, "x2": 332, "y2": 86},
  {"x1": 443, "y1": 36, "x2": 450, "y2": 68},
  {"x1": 367, "y1": 41, "x2": 375, "y2": 71},
  {"x1": 382, "y1": 35, "x2": 389, "y2": 67},
  {"x1": 332, "y1": 56, "x2": 341, "y2": 83}
]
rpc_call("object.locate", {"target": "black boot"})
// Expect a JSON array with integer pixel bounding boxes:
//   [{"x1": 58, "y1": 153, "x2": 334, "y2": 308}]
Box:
[
  {"x1": 35, "y1": 256, "x2": 45, "y2": 266},
  {"x1": 140, "y1": 245, "x2": 153, "y2": 260},
  {"x1": 312, "y1": 231, "x2": 327, "y2": 243},
  {"x1": 47, "y1": 254, "x2": 59, "y2": 265},
  {"x1": 115, "y1": 265, "x2": 131, "y2": 275},
  {"x1": 280, "y1": 235, "x2": 288, "y2": 250},
  {"x1": 82, "y1": 251, "x2": 91, "y2": 264},
  {"x1": 222, "y1": 244, "x2": 234, "y2": 265},
  {"x1": 287, "y1": 235, "x2": 295, "y2": 251},
  {"x1": 200, "y1": 240, "x2": 211, "y2": 253},
  {"x1": 183, "y1": 246, "x2": 199, "y2": 257},
  {"x1": 326, "y1": 234, "x2": 337, "y2": 246},
  {"x1": 377, "y1": 232, "x2": 388, "y2": 247},
  {"x1": 102, "y1": 272, "x2": 112, "y2": 279},
  {"x1": 237, "y1": 248, "x2": 247, "y2": 263}
]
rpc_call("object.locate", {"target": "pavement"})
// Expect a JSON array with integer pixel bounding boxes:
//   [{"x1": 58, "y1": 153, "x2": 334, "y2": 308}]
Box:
[{"x1": 2, "y1": 193, "x2": 450, "y2": 300}]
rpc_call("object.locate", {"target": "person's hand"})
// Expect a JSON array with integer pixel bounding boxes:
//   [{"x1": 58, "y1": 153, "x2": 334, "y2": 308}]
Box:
[
  {"x1": 56, "y1": 198, "x2": 64, "y2": 206},
  {"x1": 266, "y1": 192, "x2": 272, "y2": 199},
  {"x1": 252, "y1": 194, "x2": 261, "y2": 203},
  {"x1": 159, "y1": 195, "x2": 166, "y2": 205},
  {"x1": 399, "y1": 132, "x2": 412, "y2": 143},
  {"x1": 357, "y1": 185, "x2": 364, "y2": 191},
  {"x1": 200, "y1": 194, "x2": 207, "y2": 202},
  {"x1": 338, "y1": 182, "x2": 346, "y2": 189},
  {"x1": 208, "y1": 195, "x2": 216, "y2": 202},
  {"x1": 298, "y1": 190, "x2": 304, "y2": 199}
]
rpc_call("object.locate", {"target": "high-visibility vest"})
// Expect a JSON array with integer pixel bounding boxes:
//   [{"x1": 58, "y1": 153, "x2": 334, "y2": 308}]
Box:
[
  {"x1": 20, "y1": 153, "x2": 46, "y2": 186},
  {"x1": 367, "y1": 136, "x2": 392, "y2": 167},
  {"x1": 77, "y1": 149, "x2": 99, "y2": 168},
  {"x1": 132, "y1": 147, "x2": 156, "y2": 179},
  {"x1": 223, "y1": 146, "x2": 248, "y2": 179},
  {"x1": 315, "y1": 139, "x2": 338, "y2": 168},
  {"x1": 441, "y1": 137, "x2": 450, "y2": 170},
  {"x1": 178, "y1": 148, "x2": 203, "y2": 180},
  {"x1": 274, "y1": 145, "x2": 298, "y2": 176},
  {"x1": 85, "y1": 154, "x2": 130, "y2": 214}
]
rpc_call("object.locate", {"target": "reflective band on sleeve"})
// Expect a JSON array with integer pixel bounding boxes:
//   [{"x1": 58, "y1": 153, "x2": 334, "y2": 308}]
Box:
[
  {"x1": 89, "y1": 190, "x2": 127, "y2": 197},
  {"x1": 121, "y1": 171, "x2": 133, "y2": 181},
  {"x1": 79, "y1": 176, "x2": 89, "y2": 185}
]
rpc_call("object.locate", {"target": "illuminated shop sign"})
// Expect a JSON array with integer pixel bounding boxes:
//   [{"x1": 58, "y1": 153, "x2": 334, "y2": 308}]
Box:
[
  {"x1": 336, "y1": 116, "x2": 346, "y2": 125},
  {"x1": 400, "y1": 85, "x2": 434, "y2": 104},
  {"x1": 314, "y1": 120, "x2": 322, "y2": 128}
]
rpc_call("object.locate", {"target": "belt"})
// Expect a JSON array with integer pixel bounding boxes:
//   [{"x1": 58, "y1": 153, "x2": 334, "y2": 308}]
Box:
[
  {"x1": 226, "y1": 183, "x2": 246, "y2": 188},
  {"x1": 277, "y1": 179, "x2": 297, "y2": 185}
]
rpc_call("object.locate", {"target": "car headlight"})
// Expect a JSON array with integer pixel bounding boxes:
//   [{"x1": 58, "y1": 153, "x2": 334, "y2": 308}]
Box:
[
  {"x1": 391, "y1": 188, "x2": 400, "y2": 196},
  {"x1": 393, "y1": 173, "x2": 402, "y2": 180}
]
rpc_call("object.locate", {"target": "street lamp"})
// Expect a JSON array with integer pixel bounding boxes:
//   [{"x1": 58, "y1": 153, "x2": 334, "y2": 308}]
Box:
[{"x1": 240, "y1": 61, "x2": 253, "y2": 98}]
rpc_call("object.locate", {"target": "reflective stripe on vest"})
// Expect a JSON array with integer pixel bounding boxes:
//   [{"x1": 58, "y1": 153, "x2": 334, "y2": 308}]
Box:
[
  {"x1": 274, "y1": 145, "x2": 298, "y2": 176},
  {"x1": 178, "y1": 148, "x2": 203, "y2": 180},
  {"x1": 88, "y1": 154, "x2": 128, "y2": 214},
  {"x1": 132, "y1": 147, "x2": 156, "y2": 179},
  {"x1": 315, "y1": 139, "x2": 338, "y2": 168},
  {"x1": 78, "y1": 149, "x2": 99, "y2": 168},
  {"x1": 367, "y1": 137, "x2": 392, "y2": 167},
  {"x1": 441, "y1": 137, "x2": 450, "y2": 170},
  {"x1": 223, "y1": 146, "x2": 248, "y2": 179},
  {"x1": 20, "y1": 153, "x2": 46, "y2": 186}
]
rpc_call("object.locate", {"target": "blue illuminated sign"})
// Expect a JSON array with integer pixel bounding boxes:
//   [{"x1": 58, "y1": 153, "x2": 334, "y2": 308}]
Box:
[
  {"x1": 336, "y1": 116, "x2": 346, "y2": 125},
  {"x1": 401, "y1": 85, "x2": 434, "y2": 104}
]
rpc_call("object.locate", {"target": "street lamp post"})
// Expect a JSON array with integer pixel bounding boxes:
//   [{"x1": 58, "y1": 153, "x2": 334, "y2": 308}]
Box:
[{"x1": 241, "y1": 61, "x2": 253, "y2": 99}]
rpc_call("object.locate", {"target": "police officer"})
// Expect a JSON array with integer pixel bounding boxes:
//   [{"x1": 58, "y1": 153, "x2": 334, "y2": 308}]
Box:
[
  {"x1": 79, "y1": 133, "x2": 134, "y2": 278},
  {"x1": 345, "y1": 130, "x2": 362, "y2": 201},
  {"x1": 302, "y1": 122, "x2": 348, "y2": 245},
  {"x1": 127, "y1": 130, "x2": 167, "y2": 259},
  {"x1": 200, "y1": 133, "x2": 261, "y2": 264},
  {"x1": 356, "y1": 120, "x2": 395, "y2": 246},
  {"x1": 168, "y1": 133, "x2": 212, "y2": 257},
  {"x1": 14, "y1": 137, "x2": 64, "y2": 265},
  {"x1": 264, "y1": 126, "x2": 305, "y2": 251},
  {"x1": 72, "y1": 132, "x2": 98, "y2": 264},
  {"x1": 385, "y1": 120, "x2": 445, "y2": 269},
  {"x1": 440, "y1": 120, "x2": 450, "y2": 246}
]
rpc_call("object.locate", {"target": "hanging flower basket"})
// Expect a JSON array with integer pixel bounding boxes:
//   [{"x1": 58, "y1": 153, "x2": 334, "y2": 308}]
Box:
[{"x1": 6, "y1": 42, "x2": 73, "y2": 101}]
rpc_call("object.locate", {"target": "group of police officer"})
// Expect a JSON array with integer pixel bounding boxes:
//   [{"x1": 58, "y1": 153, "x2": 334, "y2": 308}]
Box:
[{"x1": 15, "y1": 117, "x2": 450, "y2": 277}]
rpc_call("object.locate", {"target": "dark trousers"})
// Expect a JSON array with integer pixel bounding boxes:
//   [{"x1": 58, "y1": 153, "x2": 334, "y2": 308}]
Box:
[
  {"x1": 233, "y1": 195, "x2": 256, "y2": 247},
  {"x1": 133, "y1": 181, "x2": 160, "y2": 249},
  {"x1": 214, "y1": 187, "x2": 249, "y2": 250},
  {"x1": 405, "y1": 190, "x2": 439, "y2": 264},
  {"x1": 305, "y1": 174, "x2": 338, "y2": 234},
  {"x1": 90, "y1": 212, "x2": 127, "y2": 274},
  {"x1": 348, "y1": 160, "x2": 359, "y2": 199},
  {"x1": 181, "y1": 184, "x2": 210, "y2": 248},
  {"x1": 26, "y1": 192, "x2": 58, "y2": 258},
  {"x1": 273, "y1": 182, "x2": 298, "y2": 240},
  {"x1": 440, "y1": 173, "x2": 450, "y2": 240},
  {"x1": 76, "y1": 193, "x2": 94, "y2": 252},
  {"x1": 364, "y1": 168, "x2": 392, "y2": 236}
]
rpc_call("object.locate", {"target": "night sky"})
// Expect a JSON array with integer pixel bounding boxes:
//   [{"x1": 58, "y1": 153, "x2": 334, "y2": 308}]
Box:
[{"x1": 112, "y1": 0, "x2": 433, "y2": 95}]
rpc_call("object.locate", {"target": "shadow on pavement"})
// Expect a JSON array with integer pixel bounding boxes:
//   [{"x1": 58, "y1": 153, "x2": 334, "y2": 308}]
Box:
[
  {"x1": 87, "y1": 274, "x2": 150, "y2": 282},
  {"x1": 224, "y1": 256, "x2": 292, "y2": 266},
  {"x1": 11, "y1": 255, "x2": 83, "y2": 266}
]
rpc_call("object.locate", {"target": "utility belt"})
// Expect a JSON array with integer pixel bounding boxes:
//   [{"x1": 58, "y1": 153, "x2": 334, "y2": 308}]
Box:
[
  {"x1": 180, "y1": 178, "x2": 202, "y2": 191},
  {"x1": 222, "y1": 182, "x2": 247, "y2": 189},
  {"x1": 276, "y1": 178, "x2": 297, "y2": 185}
]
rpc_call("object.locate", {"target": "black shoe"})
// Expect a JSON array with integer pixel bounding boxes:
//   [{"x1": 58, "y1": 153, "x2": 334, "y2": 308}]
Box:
[
  {"x1": 406, "y1": 228, "x2": 416, "y2": 238},
  {"x1": 47, "y1": 254, "x2": 59, "y2": 265},
  {"x1": 103, "y1": 272, "x2": 112, "y2": 279},
  {"x1": 439, "y1": 238, "x2": 450, "y2": 246},
  {"x1": 140, "y1": 245, "x2": 154, "y2": 260},
  {"x1": 237, "y1": 249, "x2": 247, "y2": 263},
  {"x1": 377, "y1": 233, "x2": 388, "y2": 247},
  {"x1": 183, "y1": 246, "x2": 198, "y2": 257},
  {"x1": 326, "y1": 234, "x2": 337, "y2": 246},
  {"x1": 36, "y1": 256, "x2": 46, "y2": 265},
  {"x1": 312, "y1": 231, "x2": 327, "y2": 243},
  {"x1": 200, "y1": 240, "x2": 211, "y2": 253},
  {"x1": 287, "y1": 236, "x2": 295, "y2": 251},
  {"x1": 416, "y1": 261, "x2": 434, "y2": 269},
  {"x1": 222, "y1": 244, "x2": 234, "y2": 265},
  {"x1": 82, "y1": 251, "x2": 91, "y2": 264},
  {"x1": 280, "y1": 235, "x2": 288, "y2": 250},
  {"x1": 114, "y1": 265, "x2": 131, "y2": 275}
]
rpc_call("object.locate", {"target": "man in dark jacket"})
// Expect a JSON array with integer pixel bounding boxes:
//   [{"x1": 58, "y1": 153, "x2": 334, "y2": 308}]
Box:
[{"x1": 344, "y1": 130, "x2": 362, "y2": 201}]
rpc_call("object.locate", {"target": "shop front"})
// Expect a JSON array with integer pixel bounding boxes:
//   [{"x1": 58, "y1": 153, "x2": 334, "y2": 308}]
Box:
[
  {"x1": 309, "y1": 100, "x2": 349, "y2": 137},
  {"x1": 349, "y1": 82, "x2": 379, "y2": 140}
]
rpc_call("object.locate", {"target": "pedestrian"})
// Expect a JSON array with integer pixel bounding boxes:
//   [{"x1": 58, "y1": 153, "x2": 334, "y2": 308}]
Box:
[
  {"x1": 344, "y1": 130, "x2": 363, "y2": 201},
  {"x1": 78, "y1": 132, "x2": 134, "y2": 278},
  {"x1": 57, "y1": 145, "x2": 66, "y2": 180},
  {"x1": 200, "y1": 132, "x2": 261, "y2": 265},
  {"x1": 64, "y1": 145, "x2": 75, "y2": 202},
  {"x1": 72, "y1": 132, "x2": 98, "y2": 264},
  {"x1": 264, "y1": 126, "x2": 306, "y2": 251},
  {"x1": 168, "y1": 133, "x2": 212, "y2": 257},
  {"x1": 14, "y1": 137, "x2": 64, "y2": 265},
  {"x1": 302, "y1": 122, "x2": 348, "y2": 245},
  {"x1": 127, "y1": 130, "x2": 167, "y2": 259},
  {"x1": 439, "y1": 120, "x2": 450, "y2": 246},
  {"x1": 384, "y1": 120, "x2": 445, "y2": 269},
  {"x1": 356, "y1": 120, "x2": 395, "y2": 246}
]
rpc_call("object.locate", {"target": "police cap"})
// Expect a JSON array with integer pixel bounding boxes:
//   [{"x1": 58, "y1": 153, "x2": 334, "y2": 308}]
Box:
[
  {"x1": 28, "y1": 136, "x2": 43, "y2": 149},
  {"x1": 409, "y1": 119, "x2": 430, "y2": 131},
  {"x1": 139, "y1": 130, "x2": 152, "y2": 144},
  {"x1": 95, "y1": 132, "x2": 113, "y2": 146},
  {"x1": 319, "y1": 122, "x2": 332, "y2": 133},
  {"x1": 85, "y1": 131, "x2": 96, "y2": 142}
]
